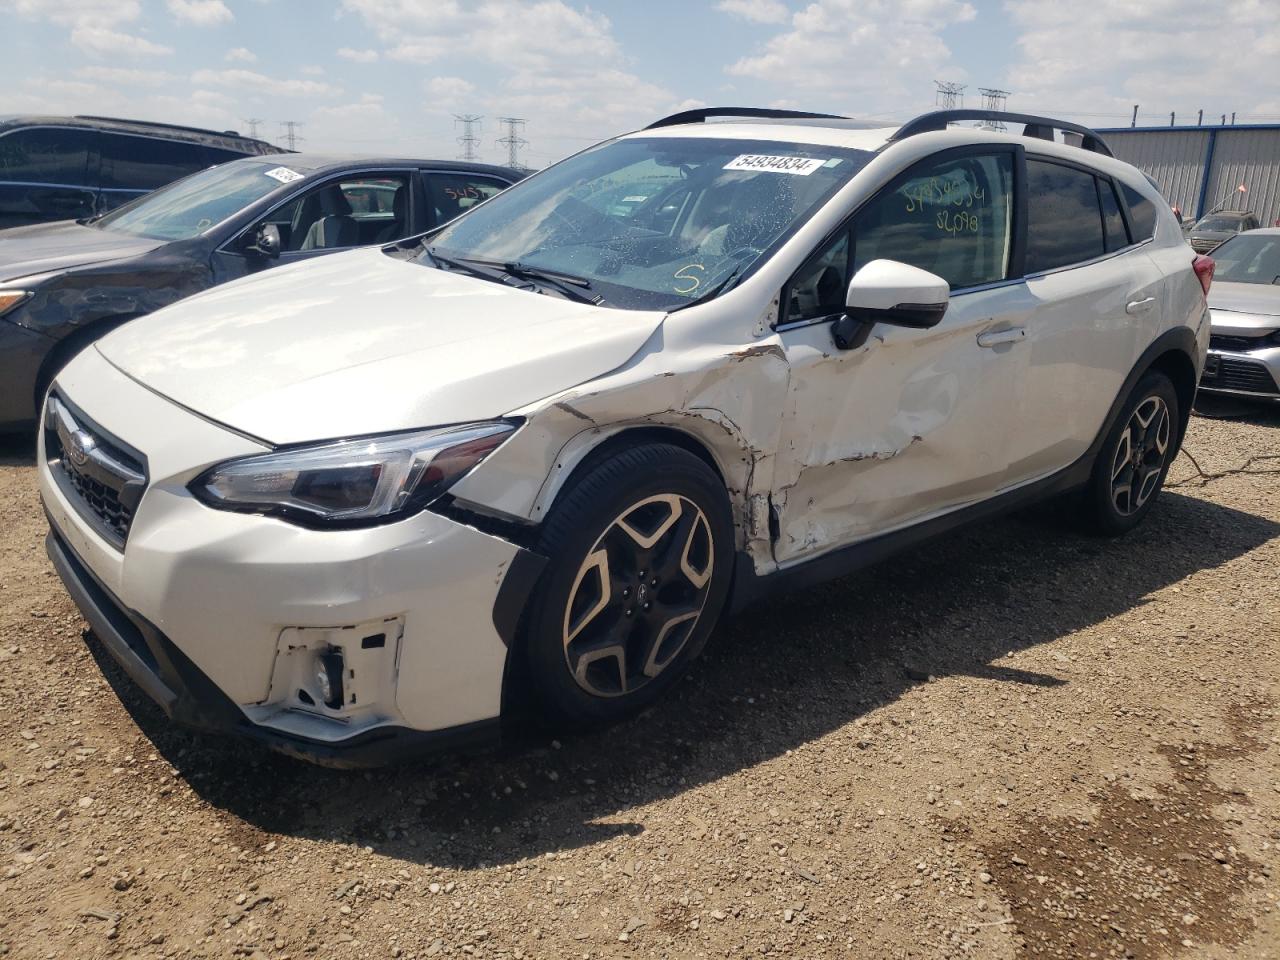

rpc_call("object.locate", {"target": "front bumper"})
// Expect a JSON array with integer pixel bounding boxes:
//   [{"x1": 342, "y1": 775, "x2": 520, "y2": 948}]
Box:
[
  {"x1": 40, "y1": 347, "x2": 543, "y2": 765},
  {"x1": 1199, "y1": 345, "x2": 1280, "y2": 400}
]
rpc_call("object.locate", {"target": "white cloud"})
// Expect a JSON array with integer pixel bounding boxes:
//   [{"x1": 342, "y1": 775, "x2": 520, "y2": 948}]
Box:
[
  {"x1": 1004, "y1": 0, "x2": 1280, "y2": 123},
  {"x1": 424, "y1": 75, "x2": 475, "y2": 101},
  {"x1": 301, "y1": 64, "x2": 326, "y2": 76},
  {"x1": 70, "y1": 25, "x2": 173, "y2": 56},
  {"x1": 166, "y1": 0, "x2": 233, "y2": 26},
  {"x1": 724, "y1": 0, "x2": 975, "y2": 110},
  {"x1": 716, "y1": 0, "x2": 789, "y2": 24},
  {"x1": 4, "y1": 0, "x2": 173, "y2": 57},
  {"x1": 337, "y1": 47, "x2": 380, "y2": 63},
  {"x1": 191, "y1": 68, "x2": 342, "y2": 98},
  {"x1": 225, "y1": 46, "x2": 257, "y2": 62},
  {"x1": 73, "y1": 65, "x2": 176, "y2": 87}
]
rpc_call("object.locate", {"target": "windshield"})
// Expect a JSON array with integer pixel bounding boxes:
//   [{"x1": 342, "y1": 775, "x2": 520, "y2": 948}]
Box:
[
  {"x1": 1210, "y1": 234, "x2": 1280, "y2": 285},
  {"x1": 94, "y1": 160, "x2": 293, "y2": 241},
  {"x1": 424, "y1": 136, "x2": 872, "y2": 310},
  {"x1": 1194, "y1": 215, "x2": 1245, "y2": 233}
]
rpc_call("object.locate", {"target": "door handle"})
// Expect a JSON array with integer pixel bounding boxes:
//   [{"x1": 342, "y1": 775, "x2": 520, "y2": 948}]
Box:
[
  {"x1": 976, "y1": 327, "x2": 1025, "y2": 348},
  {"x1": 1126, "y1": 296, "x2": 1157, "y2": 314}
]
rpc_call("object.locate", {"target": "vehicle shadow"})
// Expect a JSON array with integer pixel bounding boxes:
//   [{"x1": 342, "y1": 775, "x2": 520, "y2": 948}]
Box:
[
  {"x1": 1193, "y1": 393, "x2": 1280, "y2": 426},
  {"x1": 0, "y1": 431, "x2": 36, "y2": 467},
  {"x1": 85, "y1": 490, "x2": 1279, "y2": 868}
]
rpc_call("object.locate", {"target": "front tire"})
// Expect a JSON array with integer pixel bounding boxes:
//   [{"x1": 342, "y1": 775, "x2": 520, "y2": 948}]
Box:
[
  {"x1": 1086, "y1": 370, "x2": 1179, "y2": 535},
  {"x1": 521, "y1": 442, "x2": 734, "y2": 726}
]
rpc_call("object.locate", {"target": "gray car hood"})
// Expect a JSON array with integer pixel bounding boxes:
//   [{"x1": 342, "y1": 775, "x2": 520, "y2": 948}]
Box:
[
  {"x1": 1208, "y1": 280, "x2": 1280, "y2": 336},
  {"x1": 0, "y1": 220, "x2": 165, "y2": 283},
  {"x1": 96, "y1": 248, "x2": 666, "y2": 444}
]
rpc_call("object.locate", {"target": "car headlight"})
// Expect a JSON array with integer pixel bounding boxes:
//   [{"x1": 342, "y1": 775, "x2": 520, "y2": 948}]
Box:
[
  {"x1": 0, "y1": 290, "x2": 32, "y2": 317},
  {"x1": 190, "y1": 421, "x2": 519, "y2": 526}
]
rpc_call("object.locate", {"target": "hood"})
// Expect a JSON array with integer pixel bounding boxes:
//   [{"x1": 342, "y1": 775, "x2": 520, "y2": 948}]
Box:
[
  {"x1": 0, "y1": 221, "x2": 165, "y2": 283},
  {"x1": 95, "y1": 248, "x2": 666, "y2": 444},
  {"x1": 1209, "y1": 280, "x2": 1280, "y2": 335}
]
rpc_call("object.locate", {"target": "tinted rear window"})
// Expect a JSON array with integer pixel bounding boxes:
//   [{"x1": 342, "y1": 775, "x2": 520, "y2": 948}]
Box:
[
  {"x1": 1025, "y1": 160, "x2": 1105, "y2": 274},
  {"x1": 1098, "y1": 178, "x2": 1129, "y2": 251},
  {"x1": 99, "y1": 133, "x2": 210, "y2": 192},
  {"x1": 1119, "y1": 182, "x2": 1157, "y2": 241},
  {"x1": 0, "y1": 127, "x2": 93, "y2": 186}
]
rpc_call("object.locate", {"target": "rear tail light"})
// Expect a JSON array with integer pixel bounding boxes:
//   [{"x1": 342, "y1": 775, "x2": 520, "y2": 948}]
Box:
[{"x1": 1192, "y1": 255, "x2": 1214, "y2": 297}]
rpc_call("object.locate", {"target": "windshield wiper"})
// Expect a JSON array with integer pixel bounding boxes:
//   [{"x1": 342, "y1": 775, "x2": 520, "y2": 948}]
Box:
[
  {"x1": 422, "y1": 247, "x2": 509, "y2": 285},
  {"x1": 459, "y1": 257, "x2": 604, "y2": 306},
  {"x1": 679, "y1": 263, "x2": 746, "y2": 309}
]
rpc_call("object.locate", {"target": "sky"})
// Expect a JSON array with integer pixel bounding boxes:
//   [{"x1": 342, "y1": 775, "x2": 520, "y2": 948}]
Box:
[{"x1": 4, "y1": 0, "x2": 1280, "y2": 168}]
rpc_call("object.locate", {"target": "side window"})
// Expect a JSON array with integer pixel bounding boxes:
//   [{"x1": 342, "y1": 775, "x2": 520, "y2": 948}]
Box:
[
  {"x1": 0, "y1": 127, "x2": 93, "y2": 185},
  {"x1": 425, "y1": 173, "x2": 508, "y2": 225},
  {"x1": 100, "y1": 135, "x2": 208, "y2": 192},
  {"x1": 1024, "y1": 160, "x2": 1105, "y2": 274},
  {"x1": 1118, "y1": 181, "x2": 1157, "y2": 242},
  {"x1": 851, "y1": 151, "x2": 1014, "y2": 290},
  {"x1": 263, "y1": 173, "x2": 411, "y2": 252},
  {"x1": 1098, "y1": 178, "x2": 1129, "y2": 251}
]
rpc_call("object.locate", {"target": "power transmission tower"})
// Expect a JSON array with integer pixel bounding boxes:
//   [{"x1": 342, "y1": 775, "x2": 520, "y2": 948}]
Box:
[
  {"x1": 934, "y1": 80, "x2": 966, "y2": 109},
  {"x1": 279, "y1": 120, "x2": 303, "y2": 151},
  {"x1": 243, "y1": 118, "x2": 264, "y2": 138},
  {"x1": 978, "y1": 88, "x2": 1010, "y2": 130},
  {"x1": 454, "y1": 114, "x2": 483, "y2": 161},
  {"x1": 496, "y1": 117, "x2": 528, "y2": 169}
]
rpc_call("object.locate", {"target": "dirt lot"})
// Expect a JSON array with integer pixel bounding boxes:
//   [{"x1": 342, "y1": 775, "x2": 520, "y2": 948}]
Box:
[{"x1": 2, "y1": 402, "x2": 1278, "y2": 960}]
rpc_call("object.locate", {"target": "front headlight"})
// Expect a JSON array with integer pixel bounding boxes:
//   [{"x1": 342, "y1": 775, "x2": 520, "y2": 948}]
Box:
[
  {"x1": 0, "y1": 290, "x2": 32, "y2": 318},
  {"x1": 190, "y1": 421, "x2": 519, "y2": 526}
]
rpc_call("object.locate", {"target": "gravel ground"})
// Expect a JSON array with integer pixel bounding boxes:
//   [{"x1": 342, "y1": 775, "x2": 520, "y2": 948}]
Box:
[{"x1": 1, "y1": 400, "x2": 1278, "y2": 960}]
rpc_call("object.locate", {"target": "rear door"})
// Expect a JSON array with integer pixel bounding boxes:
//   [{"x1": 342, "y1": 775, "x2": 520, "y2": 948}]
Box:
[
  {"x1": 1003, "y1": 158, "x2": 1162, "y2": 484},
  {"x1": 422, "y1": 170, "x2": 513, "y2": 228}
]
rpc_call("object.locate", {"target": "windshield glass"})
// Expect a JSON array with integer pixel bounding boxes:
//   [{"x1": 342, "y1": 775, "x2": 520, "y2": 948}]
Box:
[
  {"x1": 424, "y1": 136, "x2": 873, "y2": 310},
  {"x1": 1194, "y1": 215, "x2": 1244, "y2": 232},
  {"x1": 94, "y1": 160, "x2": 292, "y2": 241},
  {"x1": 1210, "y1": 234, "x2": 1280, "y2": 285}
]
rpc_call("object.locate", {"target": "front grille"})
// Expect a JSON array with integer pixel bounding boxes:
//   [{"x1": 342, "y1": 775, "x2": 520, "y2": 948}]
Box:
[
  {"x1": 1201, "y1": 355, "x2": 1280, "y2": 395},
  {"x1": 44, "y1": 393, "x2": 148, "y2": 549},
  {"x1": 1190, "y1": 238, "x2": 1220, "y2": 253},
  {"x1": 1210, "y1": 333, "x2": 1275, "y2": 352}
]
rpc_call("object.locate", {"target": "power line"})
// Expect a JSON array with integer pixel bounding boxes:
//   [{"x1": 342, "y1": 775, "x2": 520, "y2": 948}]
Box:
[
  {"x1": 978, "y1": 88, "x2": 1010, "y2": 130},
  {"x1": 454, "y1": 114, "x2": 483, "y2": 161},
  {"x1": 934, "y1": 80, "x2": 966, "y2": 110},
  {"x1": 279, "y1": 120, "x2": 303, "y2": 151},
  {"x1": 496, "y1": 117, "x2": 528, "y2": 170}
]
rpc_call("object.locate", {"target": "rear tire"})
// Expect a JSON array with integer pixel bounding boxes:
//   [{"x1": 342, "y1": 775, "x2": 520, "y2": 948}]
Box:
[
  {"x1": 520, "y1": 443, "x2": 733, "y2": 727},
  {"x1": 1085, "y1": 370, "x2": 1179, "y2": 536}
]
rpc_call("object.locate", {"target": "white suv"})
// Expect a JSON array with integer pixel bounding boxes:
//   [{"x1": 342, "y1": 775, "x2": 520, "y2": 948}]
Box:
[{"x1": 39, "y1": 108, "x2": 1212, "y2": 765}]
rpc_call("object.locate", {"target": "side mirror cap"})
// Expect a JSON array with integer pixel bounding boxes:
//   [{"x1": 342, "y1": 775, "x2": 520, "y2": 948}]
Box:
[
  {"x1": 246, "y1": 222, "x2": 281, "y2": 259},
  {"x1": 832, "y1": 259, "x2": 949, "y2": 350}
]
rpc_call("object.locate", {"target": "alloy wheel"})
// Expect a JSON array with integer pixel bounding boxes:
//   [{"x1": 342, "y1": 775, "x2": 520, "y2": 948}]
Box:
[
  {"x1": 562, "y1": 493, "x2": 715, "y2": 698},
  {"x1": 1110, "y1": 395, "x2": 1171, "y2": 516}
]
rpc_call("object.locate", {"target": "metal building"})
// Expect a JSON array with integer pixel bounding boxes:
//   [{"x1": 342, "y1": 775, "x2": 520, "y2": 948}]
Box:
[{"x1": 1095, "y1": 124, "x2": 1280, "y2": 227}]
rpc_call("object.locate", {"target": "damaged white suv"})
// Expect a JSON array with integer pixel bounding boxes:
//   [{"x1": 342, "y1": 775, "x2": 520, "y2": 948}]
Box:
[{"x1": 40, "y1": 108, "x2": 1212, "y2": 765}]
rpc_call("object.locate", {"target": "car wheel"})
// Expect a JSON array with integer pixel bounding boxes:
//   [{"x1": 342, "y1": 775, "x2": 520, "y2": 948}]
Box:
[
  {"x1": 1086, "y1": 370, "x2": 1179, "y2": 535},
  {"x1": 521, "y1": 442, "x2": 734, "y2": 726}
]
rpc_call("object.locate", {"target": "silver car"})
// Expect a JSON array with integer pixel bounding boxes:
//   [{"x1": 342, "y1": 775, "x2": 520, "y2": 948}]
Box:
[{"x1": 1200, "y1": 228, "x2": 1280, "y2": 401}]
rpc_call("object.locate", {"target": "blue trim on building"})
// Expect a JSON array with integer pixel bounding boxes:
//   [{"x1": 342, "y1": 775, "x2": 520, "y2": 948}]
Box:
[
  {"x1": 1194, "y1": 128, "x2": 1219, "y2": 219},
  {"x1": 1097, "y1": 123, "x2": 1280, "y2": 133}
]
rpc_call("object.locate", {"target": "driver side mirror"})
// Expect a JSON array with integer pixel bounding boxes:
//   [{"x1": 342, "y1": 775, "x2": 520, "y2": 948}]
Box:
[
  {"x1": 831, "y1": 259, "x2": 949, "y2": 350},
  {"x1": 245, "y1": 222, "x2": 281, "y2": 259}
]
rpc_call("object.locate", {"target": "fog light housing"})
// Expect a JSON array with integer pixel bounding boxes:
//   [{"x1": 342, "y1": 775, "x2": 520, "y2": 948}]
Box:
[{"x1": 315, "y1": 650, "x2": 345, "y2": 710}]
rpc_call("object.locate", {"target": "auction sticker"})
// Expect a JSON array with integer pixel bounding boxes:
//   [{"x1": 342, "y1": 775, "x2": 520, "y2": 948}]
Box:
[
  {"x1": 264, "y1": 166, "x2": 305, "y2": 184},
  {"x1": 724, "y1": 154, "x2": 826, "y2": 175}
]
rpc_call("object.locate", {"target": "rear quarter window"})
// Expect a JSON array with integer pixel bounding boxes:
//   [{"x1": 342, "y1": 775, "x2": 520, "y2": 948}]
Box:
[{"x1": 1118, "y1": 181, "x2": 1158, "y2": 242}]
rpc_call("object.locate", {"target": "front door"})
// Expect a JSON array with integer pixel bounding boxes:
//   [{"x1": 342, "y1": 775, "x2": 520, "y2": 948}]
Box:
[{"x1": 770, "y1": 146, "x2": 1031, "y2": 565}]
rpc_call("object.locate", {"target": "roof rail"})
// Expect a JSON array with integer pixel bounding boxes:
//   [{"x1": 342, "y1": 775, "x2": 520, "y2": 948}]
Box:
[
  {"x1": 890, "y1": 110, "x2": 1114, "y2": 157},
  {"x1": 646, "y1": 107, "x2": 849, "y2": 130},
  {"x1": 73, "y1": 114, "x2": 252, "y2": 141}
]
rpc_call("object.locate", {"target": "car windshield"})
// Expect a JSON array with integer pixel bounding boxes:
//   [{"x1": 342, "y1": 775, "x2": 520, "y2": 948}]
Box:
[
  {"x1": 423, "y1": 136, "x2": 873, "y2": 310},
  {"x1": 1194, "y1": 215, "x2": 1244, "y2": 232},
  {"x1": 1209, "y1": 234, "x2": 1280, "y2": 285},
  {"x1": 93, "y1": 160, "x2": 294, "y2": 241}
]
